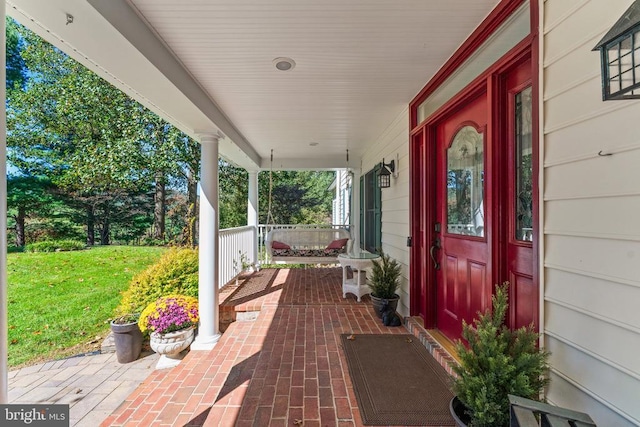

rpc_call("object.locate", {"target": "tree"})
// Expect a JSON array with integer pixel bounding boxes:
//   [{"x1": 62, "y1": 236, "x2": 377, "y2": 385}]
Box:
[
  {"x1": 6, "y1": 175, "x2": 56, "y2": 246},
  {"x1": 132, "y1": 110, "x2": 170, "y2": 241},
  {"x1": 258, "y1": 170, "x2": 334, "y2": 225},
  {"x1": 219, "y1": 160, "x2": 248, "y2": 229},
  {"x1": 7, "y1": 25, "x2": 147, "y2": 245},
  {"x1": 98, "y1": 187, "x2": 154, "y2": 245},
  {"x1": 127, "y1": 109, "x2": 201, "y2": 242},
  {"x1": 216, "y1": 166, "x2": 335, "y2": 228},
  {"x1": 172, "y1": 131, "x2": 200, "y2": 246},
  {"x1": 6, "y1": 17, "x2": 27, "y2": 90}
]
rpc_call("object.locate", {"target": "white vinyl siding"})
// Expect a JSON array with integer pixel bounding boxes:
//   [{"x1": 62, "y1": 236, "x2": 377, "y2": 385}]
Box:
[
  {"x1": 360, "y1": 107, "x2": 410, "y2": 316},
  {"x1": 543, "y1": 0, "x2": 640, "y2": 425}
]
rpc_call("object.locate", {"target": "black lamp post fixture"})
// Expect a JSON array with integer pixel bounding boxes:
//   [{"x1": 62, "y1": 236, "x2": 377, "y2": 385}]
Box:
[
  {"x1": 593, "y1": 0, "x2": 640, "y2": 100},
  {"x1": 378, "y1": 159, "x2": 395, "y2": 189}
]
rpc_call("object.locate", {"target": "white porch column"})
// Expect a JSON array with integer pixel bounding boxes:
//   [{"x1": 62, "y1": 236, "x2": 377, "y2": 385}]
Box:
[
  {"x1": 351, "y1": 169, "x2": 361, "y2": 252},
  {"x1": 192, "y1": 132, "x2": 222, "y2": 350},
  {"x1": 0, "y1": 3, "x2": 8, "y2": 403},
  {"x1": 247, "y1": 171, "x2": 259, "y2": 266}
]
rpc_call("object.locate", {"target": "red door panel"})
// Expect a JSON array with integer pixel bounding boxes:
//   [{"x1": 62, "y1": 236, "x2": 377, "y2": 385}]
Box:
[
  {"x1": 468, "y1": 259, "x2": 489, "y2": 320},
  {"x1": 435, "y1": 93, "x2": 490, "y2": 342},
  {"x1": 510, "y1": 273, "x2": 535, "y2": 329}
]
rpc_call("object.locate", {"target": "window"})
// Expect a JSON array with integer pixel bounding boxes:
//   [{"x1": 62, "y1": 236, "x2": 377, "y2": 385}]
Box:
[
  {"x1": 360, "y1": 165, "x2": 382, "y2": 253},
  {"x1": 593, "y1": 1, "x2": 640, "y2": 100},
  {"x1": 446, "y1": 126, "x2": 485, "y2": 237},
  {"x1": 514, "y1": 86, "x2": 533, "y2": 241}
]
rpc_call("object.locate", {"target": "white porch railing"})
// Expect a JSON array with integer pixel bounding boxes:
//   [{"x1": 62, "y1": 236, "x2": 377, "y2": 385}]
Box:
[
  {"x1": 219, "y1": 225, "x2": 256, "y2": 287},
  {"x1": 257, "y1": 224, "x2": 351, "y2": 264}
]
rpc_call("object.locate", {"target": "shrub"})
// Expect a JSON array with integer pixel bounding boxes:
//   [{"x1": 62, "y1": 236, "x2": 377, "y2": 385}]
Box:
[
  {"x1": 139, "y1": 236, "x2": 167, "y2": 247},
  {"x1": 24, "y1": 240, "x2": 86, "y2": 253},
  {"x1": 368, "y1": 251, "x2": 402, "y2": 299},
  {"x1": 116, "y1": 248, "x2": 198, "y2": 315},
  {"x1": 452, "y1": 282, "x2": 550, "y2": 427}
]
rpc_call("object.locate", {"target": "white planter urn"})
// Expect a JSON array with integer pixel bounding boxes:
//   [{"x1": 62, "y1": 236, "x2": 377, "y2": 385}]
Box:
[{"x1": 150, "y1": 326, "x2": 195, "y2": 369}]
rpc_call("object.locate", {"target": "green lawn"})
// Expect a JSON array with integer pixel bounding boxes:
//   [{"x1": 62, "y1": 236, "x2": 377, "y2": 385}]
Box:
[{"x1": 7, "y1": 245, "x2": 166, "y2": 368}]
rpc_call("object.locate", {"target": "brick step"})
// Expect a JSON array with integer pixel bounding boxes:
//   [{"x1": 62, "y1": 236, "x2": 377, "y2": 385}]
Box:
[{"x1": 404, "y1": 317, "x2": 460, "y2": 377}]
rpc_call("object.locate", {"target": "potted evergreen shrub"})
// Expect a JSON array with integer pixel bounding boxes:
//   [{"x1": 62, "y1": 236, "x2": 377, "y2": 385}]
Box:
[
  {"x1": 110, "y1": 313, "x2": 143, "y2": 364},
  {"x1": 368, "y1": 251, "x2": 402, "y2": 318},
  {"x1": 450, "y1": 282, "x2": 550, "y2": 427}
]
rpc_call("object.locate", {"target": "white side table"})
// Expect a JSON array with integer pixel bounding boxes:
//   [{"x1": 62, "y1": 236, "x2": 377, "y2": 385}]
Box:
[{"x1": 338, "y1": 252, "x2": 380, "y2": 302}]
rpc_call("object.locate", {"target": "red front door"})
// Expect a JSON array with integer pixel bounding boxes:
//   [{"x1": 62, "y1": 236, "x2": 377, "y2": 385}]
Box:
[
  {"x1": 434, "y1": 92, "x2": 492, "y2": 341},
  {"x1": 409, "y1": 51, "x2": 538, "y2": 343}
]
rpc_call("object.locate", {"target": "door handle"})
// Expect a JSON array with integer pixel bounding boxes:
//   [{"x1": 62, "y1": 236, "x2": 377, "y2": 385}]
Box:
[{"x1": 430, "y1": 238, "x2": 441, "y2": 270}]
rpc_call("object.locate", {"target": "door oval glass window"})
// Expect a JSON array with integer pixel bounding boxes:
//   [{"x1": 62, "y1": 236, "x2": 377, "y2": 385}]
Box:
[{"x1": 446, "y1": 125, "x2": 484, "y2": 237}]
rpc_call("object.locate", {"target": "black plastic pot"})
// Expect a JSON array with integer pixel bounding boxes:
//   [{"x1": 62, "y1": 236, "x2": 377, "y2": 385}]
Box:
[
  {"x1": 370, "y1": 294, "x2": 400, "y2": 318},
  {"x1": 450, "y1": 396, "x2": 471, "y2": 427},
  {"x1": 110, "y1": 320, "x2": 143, "y2": 363}
]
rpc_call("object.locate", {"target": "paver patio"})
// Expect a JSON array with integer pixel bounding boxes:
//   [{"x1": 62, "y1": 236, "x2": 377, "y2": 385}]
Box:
[
  {"x1": 8, "y1": 350, "x2": 160, "y2": 426},
  {"x1": 101, "y1": 267, "x2": 458, "y2": 426}
]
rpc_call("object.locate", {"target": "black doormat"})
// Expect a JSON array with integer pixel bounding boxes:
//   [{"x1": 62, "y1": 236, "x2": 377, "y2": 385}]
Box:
[{"x1": 340, "y1": 334, "x2": 455, "y2": 426}]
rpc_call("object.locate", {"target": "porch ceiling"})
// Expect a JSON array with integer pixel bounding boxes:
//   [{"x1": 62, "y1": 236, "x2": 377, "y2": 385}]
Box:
[{"x1": 7, "y1": 0, "x2": 499, "y2": 171}]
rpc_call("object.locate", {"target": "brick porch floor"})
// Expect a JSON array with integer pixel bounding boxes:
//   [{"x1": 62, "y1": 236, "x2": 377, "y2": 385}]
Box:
[{"x1": 100, "y1": 268, "x2": 457, "y2": 427}]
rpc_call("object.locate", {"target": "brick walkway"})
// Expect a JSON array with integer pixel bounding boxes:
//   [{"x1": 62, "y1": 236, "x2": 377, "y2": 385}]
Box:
[{"x1": 101, "y1": 268, "x2": 456, "y2": 426}]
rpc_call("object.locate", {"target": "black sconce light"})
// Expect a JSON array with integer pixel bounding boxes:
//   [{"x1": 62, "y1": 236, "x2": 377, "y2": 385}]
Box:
[
  {"x1": 593, "y1": 0, "x2": 640, "y2": 100},
  {"x1": 378, "y1": 158, "x2": 395, "y2": 189}
]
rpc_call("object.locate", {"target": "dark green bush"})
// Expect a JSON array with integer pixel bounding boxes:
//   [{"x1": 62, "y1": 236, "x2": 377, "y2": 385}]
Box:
[
  {"x1": 7, "y1": 246, "x2": 24, "y2": 254},
  {"x1": 24, "y1": 240, "x2": 86, "y2": 253},
  {"x1": 139, "y1": 237, "x2": 167, "y2": 247},
  {"x1": 369, "y1": 251, "x2": 402, "y2": 298},
  {"x1": 452, "y1": 283, "x2": 550, "y2": 427},
  {"x1": 116, "y1": 247, "x2": 198, "y2": 315}
]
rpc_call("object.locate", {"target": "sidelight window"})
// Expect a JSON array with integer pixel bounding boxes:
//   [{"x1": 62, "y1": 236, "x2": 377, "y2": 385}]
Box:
[{"x1": 515, "y1": 86, "x2": 533, "y2": 241}]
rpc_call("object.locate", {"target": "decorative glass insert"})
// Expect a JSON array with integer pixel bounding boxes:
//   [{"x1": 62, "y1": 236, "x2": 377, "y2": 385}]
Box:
[
  {"x1": 515, "y1": 87, "x2": 533, "y2": 241},
  {"x1": 446, "y1": 126, "x2": 484, "y2": 237}
]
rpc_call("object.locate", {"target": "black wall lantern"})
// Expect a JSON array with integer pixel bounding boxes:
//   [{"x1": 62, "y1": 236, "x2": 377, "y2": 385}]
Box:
[
  {"x1": 593, "y1": 0, "x2": 640, "y2": 100},
  {"x1": 378, "y1": 158, "x2": 395, "y2": 188}
]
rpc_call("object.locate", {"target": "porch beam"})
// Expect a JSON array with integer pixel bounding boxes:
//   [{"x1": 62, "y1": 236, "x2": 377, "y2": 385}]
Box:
[
  {"x1": 192, "y1": 132, "x2": 222, "y2": 350},
  {"x1": 247, "y1": 171, "x2": 259, "y2": 266},
  {"x1": 0, "y1": 2, "x2": 7, "y2": 403},
  {"x1": 86, "y1": 0, "x2": 261, "y2": 170}
]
